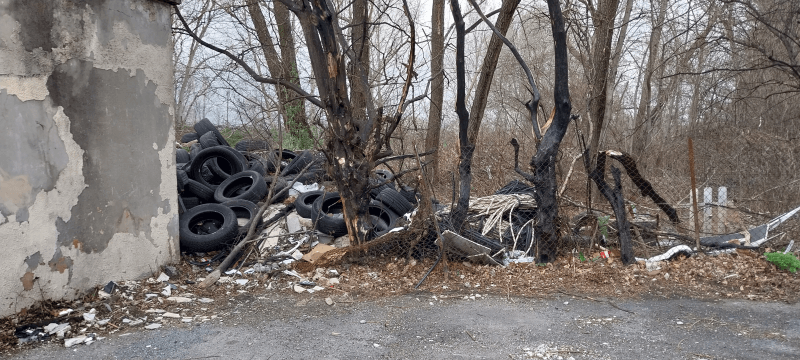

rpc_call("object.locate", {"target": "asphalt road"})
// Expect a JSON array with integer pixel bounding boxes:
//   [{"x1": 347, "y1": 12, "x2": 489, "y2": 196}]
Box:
[{"x1": 8, "y1": 293, "x2": 800, "y2": 359}]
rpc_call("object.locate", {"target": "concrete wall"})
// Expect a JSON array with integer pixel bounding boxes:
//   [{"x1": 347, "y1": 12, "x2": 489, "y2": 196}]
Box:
[{"x1": 0, "y1": 0, "x2": 179, "y2": 317}]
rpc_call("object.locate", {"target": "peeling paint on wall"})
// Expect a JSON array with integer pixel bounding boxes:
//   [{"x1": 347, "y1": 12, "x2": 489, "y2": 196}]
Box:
[
  {"x1": 47, "y1": 59, "x2": 170, "y2": 253},
  {"x1": 0, "y1": 0, "x2": 178, "y2": 317},
  {"x1": 0, "y1": 90, "x2": 69, "y2": 221}
]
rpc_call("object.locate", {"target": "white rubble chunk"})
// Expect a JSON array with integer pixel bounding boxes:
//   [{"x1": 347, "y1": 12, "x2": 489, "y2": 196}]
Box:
[
  {"x1": 64, "y1": 335, "x2": 88, "y2": 348},
  {"x1": 286, "y1": 214, "x2": 303, "y2": 233},
  {"x1": 166, "y1": 296, "x2": 193, "y2": 303}
]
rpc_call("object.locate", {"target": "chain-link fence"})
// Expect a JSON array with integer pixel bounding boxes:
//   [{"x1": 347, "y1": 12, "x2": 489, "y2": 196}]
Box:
[{"x1": 314, "y1": 133, "x2": 799, "y2": 271}]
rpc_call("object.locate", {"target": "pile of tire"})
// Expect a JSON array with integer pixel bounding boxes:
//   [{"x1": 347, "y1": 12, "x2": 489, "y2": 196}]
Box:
[
  {"x1": 175, "y1": 119, "x2": 322, "y2": 253},
  {"x1": 293, "y1": 169, "x2": 420, "y2": 241}
]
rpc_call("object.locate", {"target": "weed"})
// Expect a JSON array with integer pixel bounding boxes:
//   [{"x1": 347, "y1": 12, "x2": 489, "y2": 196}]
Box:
[
  {"x1": 219, "y1": 127, "x2": 246, "y2": 148},
  {"x1": 764, "y1": 252, "x2": 800, "y2": 273}
]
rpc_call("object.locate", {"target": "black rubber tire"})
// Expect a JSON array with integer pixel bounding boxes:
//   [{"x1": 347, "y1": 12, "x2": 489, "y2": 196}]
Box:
[
  {"x1": 271, "y1": 149, "x2": 296, "y2": 172},
  {"x1": 235, "y1": 139, "x2": 271, "y2": 152},
  {"x1": 194, "y1": 118, "x2": 230, "y2": 147},
  {"x1": 177, "y1": 169, "x2": 189, "y2": 192},
  {"x1": 207, "y1": 148, "x2": 248, "y2": 180},
  {"x1": 265, "y1": 176, "x2": 289, "y2": 203},
  {"x1": 286, "y1": 166, "x2": 324, "y2": 185},
  {"x1": 399, "y1": 186, "x2": 418, "y2": 205},
  {"x1": 179, "y1": 203, "x2": 239, "y2": 252},
  {"x1": 280, "y1": 150, "x2": 315, "y2": 176},
  {"x1": 184, "y1": 179, "x2": 215, "y2": 203},
  {"x1": 221, "y1": 199, "x2": 262, "y2": 235},
  {"x1": 180, "y1": 133, "x2": 199, "y2": 143},
  {"x1": 199, "y1": 163, "x2": 217, "y2": 183},
  {"x1": 366, "y1": 201, "x2": 398, "y2": 240},
  {"x1": 198, "y1": 131, "x2": 221, "y2": 148},
  {"x1": 182, "y1": 196, "x2": 201, "y2": 209},
  {"x1": 189, "y1": 143, "x2": 203, "y2": 159},
  {"x1": 294, "y1": 190, "x2": 324, "y2": 219},
  {"x1": 214, "y1": 170, "x2": 267, "y2": 203},
  {"x1": 374, "y1": 169, "x2": 394, "y2": 182},
  {"x1": 311, "y1": 192, "x2": 348, "y2": 237},
  {"x1": 176, "y1": 148, "x2": 191, "y2": 163},
  {"x1": 368, "y1": 177, "x2": 392, "y2": 198},
  {"x1": 189, "y1": 147, "x2": 246, "y2": 189},
  {"x1": 376, "y1": 187, "x2": 414, "y2": 215},
  {"x1": 242, "y1": 152, "x2": 275, "y2": 174},
  {"x1": 247, "y1": 159, "x2": 266, "y2": 176}
]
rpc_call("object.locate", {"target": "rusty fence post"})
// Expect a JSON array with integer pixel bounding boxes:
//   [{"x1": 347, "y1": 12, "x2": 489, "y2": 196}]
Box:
[{"x1": 688, "y1": 137, "x2": 701, "y2": 252}]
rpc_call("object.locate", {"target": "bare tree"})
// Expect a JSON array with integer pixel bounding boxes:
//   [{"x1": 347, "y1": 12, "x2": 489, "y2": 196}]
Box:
[
  {"x1": 173, "y1": 0, "x2": 216, "y2": 129},
  {"x1": 449, "y1": 0, "x2": 521, "y2": 231},
  {"x1": 246, "y1": 0, "x2": 313, "y2": 147},
  {"x1": 424, "y1": 0, "x2": 445, "y2": 177},
  {"x1": 631, "y1": 0, "x2": 669, "y2": 162},
  {"x1": 175, "y1": 0, "x2": 421, "y2": 244}
]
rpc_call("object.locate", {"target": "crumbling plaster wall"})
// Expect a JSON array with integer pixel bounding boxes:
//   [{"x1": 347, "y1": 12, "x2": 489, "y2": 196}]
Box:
[{"x1": 0, "y1": 0, "x2": 179, "y2": 317}]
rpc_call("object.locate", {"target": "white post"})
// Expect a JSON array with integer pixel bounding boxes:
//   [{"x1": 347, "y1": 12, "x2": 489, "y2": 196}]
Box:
[
  {"x1": 703, "y1": 187, "x2": 713, "y2": 235},
  {"x1": 717, "y1": 187, "x2": 727, "y2": 233}
]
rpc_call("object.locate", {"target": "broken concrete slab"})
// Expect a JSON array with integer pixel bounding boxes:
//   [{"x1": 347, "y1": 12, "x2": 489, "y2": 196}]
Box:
[{"x1": 286, "y1": 214, "x2": 303, "y2": 233}]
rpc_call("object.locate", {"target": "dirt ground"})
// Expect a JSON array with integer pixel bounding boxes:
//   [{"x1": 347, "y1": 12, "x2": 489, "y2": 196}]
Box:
[{"x1": 1, "y1": 247, "x2": 798, "y2": 356}]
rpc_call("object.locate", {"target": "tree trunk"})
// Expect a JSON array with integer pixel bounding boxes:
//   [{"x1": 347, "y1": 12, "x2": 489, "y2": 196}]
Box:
[
  {"x1": 587, "y1": 0, "x2": 622, "y2": 171},
  {"x1": 606, "y1": 0, "x2": 634, "y2": 116},
  {"x1": 349, "y1": 0, "x2": 370, "y2": 123},
  {"x1": 246, "y1": 0, "x2": 312, "y2": 146},
  {"x1": 424, "y1": 0, "x2": 445, "y2": 177},
  {"x1": 465, "y1": 0, "x2": 520, "y2": 146},
  {"x1": 273, "y1": 0, "x2": 312, "y2": 147},
  {"x1": 631, "y1": 0, "x2": 668, "y2": 162},
  {"x1": 588, "y1": 152, "x2": 635, "y2": 264},
  {"x1": 530, "y1": 0, "x2": 573, "y2": 263},
  {"x1": 449, "y1": 0, "x2": 473, "y2": 232}
]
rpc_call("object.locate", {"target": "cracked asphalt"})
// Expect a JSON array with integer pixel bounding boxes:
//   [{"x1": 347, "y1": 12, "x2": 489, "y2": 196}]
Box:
[{"x1": 7, "y1": 293, "x2": 800, "y2": 359}]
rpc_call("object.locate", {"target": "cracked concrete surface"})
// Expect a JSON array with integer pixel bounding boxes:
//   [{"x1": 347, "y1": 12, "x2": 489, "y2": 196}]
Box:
[{"x1": 0, "y1": 0, "x2": 178, "y2": 317}]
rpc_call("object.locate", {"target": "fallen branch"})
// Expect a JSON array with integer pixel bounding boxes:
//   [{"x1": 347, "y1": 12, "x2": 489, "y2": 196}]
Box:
[{"x1": 605, "y1": 150, "x2": 680, "y2": 224}]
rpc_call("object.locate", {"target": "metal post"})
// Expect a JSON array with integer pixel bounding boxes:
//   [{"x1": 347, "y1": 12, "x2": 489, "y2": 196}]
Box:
[{"x1": 688, "y1": 137, "x2": 701, "y2": 251}]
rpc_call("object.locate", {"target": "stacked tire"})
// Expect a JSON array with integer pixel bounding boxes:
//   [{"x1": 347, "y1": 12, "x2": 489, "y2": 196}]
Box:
[
  {"x1": 176, "y1": 119, "x2": 298, "y2": 253},
  {"x1": 368, "y1": 169, "x2": 419, "y2": 216},
  {"x1": 293, "y1": 188, "x2": 402, "y2": 241}
]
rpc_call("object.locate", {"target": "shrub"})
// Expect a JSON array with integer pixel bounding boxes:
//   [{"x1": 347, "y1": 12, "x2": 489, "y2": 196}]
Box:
[{"x1": 764, "y1": 252, "x2": 800, "y2": 273}]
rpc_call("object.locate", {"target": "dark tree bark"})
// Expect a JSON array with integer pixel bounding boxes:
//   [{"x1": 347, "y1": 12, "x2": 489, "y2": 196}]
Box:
[
  {"x1": 449, "y1": 0, "x2": 522, "y2": 231},
  {"x1": 587, "y1": 151, "x2": 634, "y2": 264},
  {"x1": 424, "y1": 0, "x2": 445, "y2": 177},
  {"x1": 606, "y1": 151, "x2": 680, "y2": 224},
  {"x1": 449, "y1": 0, "x2": 473, "y2": 231},
  {"x1": 527, "y1": 0, "x2": 573, "y2": 262},
  {"x1": 349, "y1": 0, "x2": 370, "y2": 122}
]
